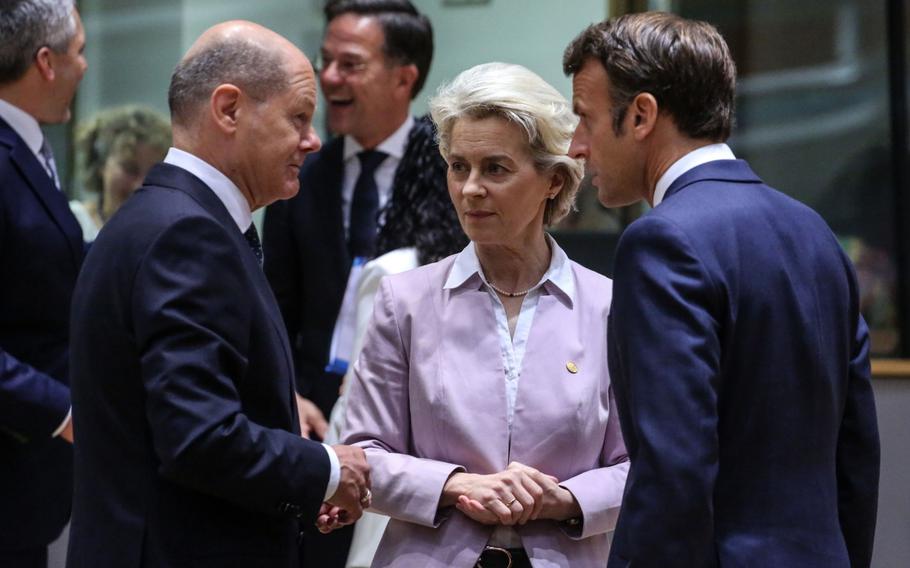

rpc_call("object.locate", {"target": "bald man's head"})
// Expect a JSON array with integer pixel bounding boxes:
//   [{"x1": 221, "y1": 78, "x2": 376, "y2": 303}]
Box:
[{"x1": 168, "y1": 21, "x2": 300, "y2": 128}]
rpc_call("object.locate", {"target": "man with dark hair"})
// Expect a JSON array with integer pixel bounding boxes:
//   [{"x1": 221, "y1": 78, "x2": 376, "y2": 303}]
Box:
[
  {"x1": 0, "y1": 1, "x2": 86, "y2": 565},
  {"x1": 564, "y1": 12, "x2": 880, "y2": 568},
  {"x1": 66, "y1": 20, "x2": 370, "y2": 568},
  {"x1": 261, "y1": 1, "x2": 442, "y2": 565}
]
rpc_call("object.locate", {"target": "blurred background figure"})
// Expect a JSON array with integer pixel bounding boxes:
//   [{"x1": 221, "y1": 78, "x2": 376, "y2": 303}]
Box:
[
  {"x1": 323, "y1": 115, "x2": 466, "y2": 568},
  {"x1": 69, "y1": 105, "x2": 170, "y2": 241},
  {"x1": 262, "y1": 2, "x2": 439, "y2": 564}
]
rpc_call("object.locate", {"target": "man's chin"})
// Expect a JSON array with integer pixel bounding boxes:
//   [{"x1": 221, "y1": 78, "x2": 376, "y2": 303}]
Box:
[
  {"x1": 282, "y1": 181, "x2": 301, "y2": 200},
  {"x1": 326, "y1": 113, "x2": 352, "y2": 136},
  {"x1": 596, "y1": 186, "x2": 619, "y2": 208}
]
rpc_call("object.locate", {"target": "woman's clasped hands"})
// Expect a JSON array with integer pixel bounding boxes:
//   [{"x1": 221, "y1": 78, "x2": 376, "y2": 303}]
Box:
[{"x1": 441, "y1": 462, "x2": 580, "y2": 526}]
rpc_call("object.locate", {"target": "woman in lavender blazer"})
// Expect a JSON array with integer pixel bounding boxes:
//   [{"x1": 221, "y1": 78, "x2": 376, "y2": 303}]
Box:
[{"x1": 343, "y1": 63, "x2": 629, "y2": 568}]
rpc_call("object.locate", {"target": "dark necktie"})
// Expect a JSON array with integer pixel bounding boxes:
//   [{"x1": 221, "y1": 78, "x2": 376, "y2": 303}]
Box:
[
  {"x1": 348, "y1": 149, "x2": 388, "y2": 258},
  {"x1": 39, "y1": 136, "x2": 60, "y2": 191},
  {"x1": 244, "y1": 223, "x2": 264, "y2": 267}
]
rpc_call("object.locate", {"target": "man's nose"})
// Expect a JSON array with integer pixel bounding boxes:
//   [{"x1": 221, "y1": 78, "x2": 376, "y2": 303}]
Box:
[{"x1": 568, "y1": 133, "x2": 588, "y2": 160}]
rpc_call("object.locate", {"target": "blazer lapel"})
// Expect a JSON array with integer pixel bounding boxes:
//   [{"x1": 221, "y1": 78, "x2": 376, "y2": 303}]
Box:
[
  {"x1": 509, "y1": 292, "x2": 588, "y2": 463},
  {"x1": 4, "y1": 125, "x2": 83, "y2": 268},
  {"x1": 144, "y1": 163, "x2": 297, "y2": 394},
  {"x1": 441, "y1": 284, "x2": 512, "y2": 467}
]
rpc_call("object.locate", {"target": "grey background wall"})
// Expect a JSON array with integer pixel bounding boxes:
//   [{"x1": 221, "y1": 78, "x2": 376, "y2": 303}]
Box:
[{"x1": 871, "y1": 377, "x2": 910, "y2": 568}]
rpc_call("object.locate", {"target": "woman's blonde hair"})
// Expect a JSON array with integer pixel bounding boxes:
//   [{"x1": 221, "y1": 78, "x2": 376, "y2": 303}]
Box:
[{"x1": 429, "y1": 62, "x2": 583, "y2": 225}]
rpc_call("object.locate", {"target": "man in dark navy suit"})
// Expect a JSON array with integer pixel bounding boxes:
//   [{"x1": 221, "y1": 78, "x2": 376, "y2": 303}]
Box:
[
  {"x1": 0, "y1": 1, "x2": 87, "y2": 566},
  {"x1": 262, "y1": 4, "x2": 440, "y2": 564},
  {"x1": 67, "y1": 21, "x2": 369, "y2": 568},
  {"x1": 565, "y1": 12, "x2": 880, "y2": 568},
  {"x1": 263, "y1": 0, "x2": 437, "y2": 428}
]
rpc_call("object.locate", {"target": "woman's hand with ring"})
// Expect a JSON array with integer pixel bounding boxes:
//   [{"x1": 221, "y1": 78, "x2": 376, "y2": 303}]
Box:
[{"x1": 441, "y1": 462, "x2": 554, "y2": 525}]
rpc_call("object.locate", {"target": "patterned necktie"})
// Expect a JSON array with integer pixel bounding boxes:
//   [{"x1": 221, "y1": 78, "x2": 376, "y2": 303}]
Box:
[
  {"x1": 348, "y1": 149, "x2": 389, "y2": 258},
  {"x1": 39, "y1": 136, "x2": 60, "y2": 191},
  {"x1": 244, "y1": 223, "x2": 264, "y2": 267}
]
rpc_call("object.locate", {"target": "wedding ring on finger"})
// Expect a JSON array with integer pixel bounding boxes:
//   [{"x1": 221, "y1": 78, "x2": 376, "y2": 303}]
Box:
[
  {"x1": 505, "y1": 496, "x2": 518, "y2": 507},
  {"x1": 360, "y1": 488, "x2": 372, "y2": 506}
]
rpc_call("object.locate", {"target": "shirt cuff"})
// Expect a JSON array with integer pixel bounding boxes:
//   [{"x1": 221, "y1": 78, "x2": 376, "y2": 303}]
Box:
[
  {"x1": 322, "y1": 443, "x2": 341, "y2": 501},
  {"x1": 51, "y1": 407, "x2": 72, "y2": 438}
]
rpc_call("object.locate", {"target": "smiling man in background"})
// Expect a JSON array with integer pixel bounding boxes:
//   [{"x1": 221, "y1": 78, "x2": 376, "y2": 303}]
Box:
[{"x1": 261, "y1": 2, "x2": 440, "y2": 564}]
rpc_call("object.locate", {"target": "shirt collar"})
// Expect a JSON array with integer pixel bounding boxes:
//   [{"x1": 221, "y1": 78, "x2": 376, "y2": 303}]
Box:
[
  {"x1": 653, "y1": 143, "x2": 736, "y2": 207},
  {"x1": 163, "y1": 147, "x2": 253, "y2": 232},
  {"x1": 0, "y1": 98, "x2": 44, "y2": 157},
  {"x1": 444, "y1": 234, "x2": 576, "y2": 306},
  {"x1": 343, "y1": 114, "x2": 414, "y2": 162}
]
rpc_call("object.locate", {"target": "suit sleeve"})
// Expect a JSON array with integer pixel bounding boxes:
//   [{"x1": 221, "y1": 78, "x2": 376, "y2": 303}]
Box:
[
  {"x1": 608, "y1": 215, "x2": 722, "y2": 566},
  {"x1": 262, "y1": 200, "x2": 301, "y2": 353},
  {"x1": 133, "y1": 215, "x2": 329, "y2": 521},
  {"x1": 558, "y1": 383, "x2": 629, "y2": 539},
  {"x1": 0, "y1": 178, "x2": 70, "y2": 441},
  {"x1": 0, "y1": 350, "x2": 70, "y2": 441},
  {"x1": 342, "y1": 278, "x2": 464, "y2": 528},
  {"x1": 836, "y1": 310, "x2": 880, "y2": 568}
]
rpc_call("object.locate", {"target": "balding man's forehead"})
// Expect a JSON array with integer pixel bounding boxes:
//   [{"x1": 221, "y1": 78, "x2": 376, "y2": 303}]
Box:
[{"x1": 187, "y1": 20, "x2": 306, "y2": 62}]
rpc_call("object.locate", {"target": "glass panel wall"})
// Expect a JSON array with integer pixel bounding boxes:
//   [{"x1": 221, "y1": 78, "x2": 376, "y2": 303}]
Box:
[
  {"x1": 679, "y1": 0, "x2": 897, "y2": 355},
  {"x1": 557, "y1": 0, "x2": 902, "y2": 355}
]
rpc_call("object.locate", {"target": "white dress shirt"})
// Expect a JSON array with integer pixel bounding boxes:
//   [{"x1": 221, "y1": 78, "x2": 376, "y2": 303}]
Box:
[
  {"x1": 163, "y1": 148, "x2": 341, "y2": 501},
  {"x1": 341, "y1": 115, "x2": 414, "y2": 235},
  {"x1": 0, "y1": 98, "x2": 58, "y2": 183},
  {"x1": 444, "y1": 235, "x2": 575, "y2": 548},
  {"x1": 652, "y1": 143, "x2": 737, "y2": 207}
]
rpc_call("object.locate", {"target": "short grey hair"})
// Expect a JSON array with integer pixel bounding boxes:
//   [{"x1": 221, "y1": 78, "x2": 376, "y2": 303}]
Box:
[
  {"x1": 0, "y1": 0, "x2": 76, "y2": 85},
  {"x1": 429, "y1": 62, "x2": 583, "y2": 225},
  {"x1": 168, "y1": 37, "x2": 290, "y2": 128}
]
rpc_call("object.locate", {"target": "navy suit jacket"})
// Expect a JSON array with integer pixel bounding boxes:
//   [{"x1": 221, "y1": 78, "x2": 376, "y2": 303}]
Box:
[
  {"x1": 0, "y1": 116, "x2": 83, "y2": 548},
  {"x1": 607, "y1": 160, "x2": 880, "y2": 567},
  {"x1": 263, "y1": 136, "x2": 349, "y2": 418},
  {"x1": 67, "y1": 163, "x2": 331, "y2": 568},
  {"x1": 263, "y1": 120, "x2": 448, "y2": 419}
]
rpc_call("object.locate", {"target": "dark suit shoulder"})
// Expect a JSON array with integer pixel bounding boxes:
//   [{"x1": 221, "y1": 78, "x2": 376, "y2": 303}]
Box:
[{"x1": 299, "y1": 135, "x2": 344, "y2": 179}]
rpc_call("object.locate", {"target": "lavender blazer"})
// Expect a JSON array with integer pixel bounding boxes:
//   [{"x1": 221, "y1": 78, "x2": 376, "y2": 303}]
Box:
[{"x1": 343, "y1": 254, "x2": 629, "y2": 568}]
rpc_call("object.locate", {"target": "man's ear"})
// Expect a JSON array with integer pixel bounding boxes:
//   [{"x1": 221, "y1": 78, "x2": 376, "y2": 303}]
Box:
[
  {"x1": 210, "y1": 84, "x2": 242, "y2": 134},
  {"x1": 629, "y1": 92, "x2": 659, "y2": 142},
  {"x1": 396, "y1": 64, "x2": 418, "y2": 99},
  {"x1": 34, "y1": 46, "x2": 55, "y2": 81}
]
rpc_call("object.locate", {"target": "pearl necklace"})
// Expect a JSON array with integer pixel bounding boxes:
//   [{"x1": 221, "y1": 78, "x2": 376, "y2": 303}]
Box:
[{"x1": 486, "y1": 279, "x2": 535, "y2": 298}]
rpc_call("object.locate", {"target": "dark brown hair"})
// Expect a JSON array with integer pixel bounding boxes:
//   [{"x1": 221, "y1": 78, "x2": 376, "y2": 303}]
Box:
[
  {"x1": 563, "y1": 12, "x2": 736, "y2": 141},
  {"x1": 324, "y1": 0, "x2": 433, "y2": 99}
]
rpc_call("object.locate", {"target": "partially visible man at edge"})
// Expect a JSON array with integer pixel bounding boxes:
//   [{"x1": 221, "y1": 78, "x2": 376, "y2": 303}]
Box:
[
  {"x1": 564, "y1": 12, "x2": 880, "y2": 568},
  {"x1": 0, "y1": 1, "x2": 86, "y2": 566},
  {"x1": 66, "y1": 20, "x2": 369, "y2": 568}
]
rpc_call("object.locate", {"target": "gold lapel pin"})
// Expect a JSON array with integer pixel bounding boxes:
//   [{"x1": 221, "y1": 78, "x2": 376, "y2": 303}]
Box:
[{"x1": 566, "y1": 361, "x2": 578, "y2": 374}]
